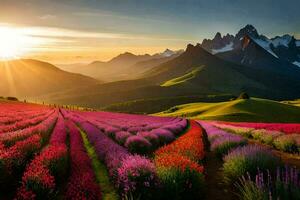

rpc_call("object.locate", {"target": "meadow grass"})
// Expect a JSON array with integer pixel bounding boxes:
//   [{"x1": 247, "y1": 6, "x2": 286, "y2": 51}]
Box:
[
  {"x1": 157, "y1": 98, "x2": 300, "y2": 123},
  {"x1": 80, "y1": 130, "x2": 119, "y2": 200}
]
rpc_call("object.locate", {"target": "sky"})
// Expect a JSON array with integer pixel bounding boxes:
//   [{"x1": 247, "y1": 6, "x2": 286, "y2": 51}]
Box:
[{"x1": 0, "y1": 0, "x2": 299, "y2": 63}]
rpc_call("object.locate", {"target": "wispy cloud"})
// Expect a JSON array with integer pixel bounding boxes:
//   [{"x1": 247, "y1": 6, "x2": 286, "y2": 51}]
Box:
[
  {"x1": 73, "y1": 11, "x2": 168, "y2": 24},
  {"x1": 20, "y1": 25, "x2": 194, "y2": 42},
  {"x1": 39, "y1": 14, "x2": 57, "y2": 20},
  {"x1": 22, "y1": 26, "x2": 125, "y2": 39}
]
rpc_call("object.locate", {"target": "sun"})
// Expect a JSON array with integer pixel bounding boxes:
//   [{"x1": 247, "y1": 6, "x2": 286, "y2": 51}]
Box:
[{"x1": 0, "y1": 27, "x2": 27, "y2": 60}]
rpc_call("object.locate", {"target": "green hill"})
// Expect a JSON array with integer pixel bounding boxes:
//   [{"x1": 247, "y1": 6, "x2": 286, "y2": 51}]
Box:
[
  {"x1": 161, "y1": 67, "x2": 203, "y2": 87},
  {"x1": 102, "y1": 94, "x2": 234, "y2": 114},
  {"x1": 157, "y1": 98, "x2": 300, "y2": 123},
  {"x1": 281, "y1": 99, "x2": 300, "y2": 107}
]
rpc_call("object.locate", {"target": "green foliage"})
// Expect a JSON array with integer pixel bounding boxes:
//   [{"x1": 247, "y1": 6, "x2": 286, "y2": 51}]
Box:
[
  {"x1": 251, "y1": 129, "x2": 283, "y2": 145},
  {"x1": 224, "y1": 127, "x2": 254, "y2": 138},
  {"x1": 273, "y1": 135, "x2": 299, "y2": 153},
  {"x1": 223, "y1": 146, "x2": 280, "y2": 183},
  {"x1": 156, "y1": 167, "x2": 204, "y2": 200},
  {"x1": 237, "y1": 92, "x2": 250, "y2": 100},
  {"x1": 236, "y1": 178, "x2": 268, "y2": 200}
]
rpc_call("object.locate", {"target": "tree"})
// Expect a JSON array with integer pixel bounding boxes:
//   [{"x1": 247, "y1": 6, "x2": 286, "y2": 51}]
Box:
[{"x1": 237, "y1": 92, "x2": 250, "y2": 99}]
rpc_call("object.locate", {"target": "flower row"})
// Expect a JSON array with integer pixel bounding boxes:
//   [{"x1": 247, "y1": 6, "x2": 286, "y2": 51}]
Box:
[
  {"x1": 214, "y1": 123, "x2": 300, "y2": 153},
  {"x1": 64, "y1": 121, "x2": 101, "y2": 200},
  {"x1": 68, "y1": 110, "x2": 188, "y2": 154},
  {"x1": 220, "y1": 121, "x2": 300, "y2": 134},
  {"x1": 0, "y1": 110, "x2": 58, "y2": 147},
  {"x1": 0, "y1": 109, "x2": 55, "y2": 134},
  {"x1": 154, "y1": 121, "x2": 205, "y2": 199},
  {"x1": 76, "y1": 119, "x2": 158, "y2": 199},
  {"x1": 16, "y1": 113, "x2": 68, "y2": 199},
  {"x1": 199, "y1": 121, "x2": 247, "y2": 157}
]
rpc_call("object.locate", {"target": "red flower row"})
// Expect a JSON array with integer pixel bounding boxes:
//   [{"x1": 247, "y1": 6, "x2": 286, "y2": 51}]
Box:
[
  {"x1": 17, "y1": 144, "x2": 68, "y2": 199},
  {"x1": 0, "y1": 134, "x2": 42, "y2": 176},
  {"x1": 0, "y1": 102, "x2": 51, "y2": 126},
  {"x1": 155, "y1": 121, "x2": 205, "y2": 172}
]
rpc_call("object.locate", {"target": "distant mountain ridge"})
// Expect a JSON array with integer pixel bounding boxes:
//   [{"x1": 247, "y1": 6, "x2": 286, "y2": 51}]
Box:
[
  {"x1": 0, "y1": 59, "x2": 99, "y2": 98},
  {"x1": 141, "y1": 40, "x2": 300, "y2": 100},
  {"x1": 201, "y1": 24, "x2": 300, "y2": 67},
  {"x1": 58, "y1": 49, "x2": 183, "y2": 82}
]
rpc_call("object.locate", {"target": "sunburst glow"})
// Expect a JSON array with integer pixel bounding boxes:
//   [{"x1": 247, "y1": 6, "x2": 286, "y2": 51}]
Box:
[{"x1": 0, "y1": 26, "x2": 36, "y2": 60}]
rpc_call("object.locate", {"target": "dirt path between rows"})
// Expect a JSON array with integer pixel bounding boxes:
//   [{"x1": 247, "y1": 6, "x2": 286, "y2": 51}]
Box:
[
  {"x1": 203, "y1": 151, "x2": 236, "y2": 200},
  {"x1": 201, "y1": 126, "x2": 236, "y2": 200}
]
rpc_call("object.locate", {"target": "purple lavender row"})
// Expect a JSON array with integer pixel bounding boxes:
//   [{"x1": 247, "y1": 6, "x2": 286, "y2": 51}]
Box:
[
  {"x1": 77, "y1": 110, "x2": 187, "y2": 135},
  {"x1": 198, "y1": 121, "x2": 247, "y2": 156},
  {"x1": 237, "y1": 166, "x2": 300, "y2": 199},
  {"x1": 70, "y1": 114, "x2": 158, "y2": 199},
  {"x1": 74, "y1": 110, "x2": 187, "y2": 154},
  {"x1": 223, "y1": 145, "x2": 280, "y2": 182}
]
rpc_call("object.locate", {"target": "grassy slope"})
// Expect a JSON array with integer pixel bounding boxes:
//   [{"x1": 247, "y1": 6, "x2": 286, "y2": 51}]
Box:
[
  {"x1": 102, "y1": 94, "x2": 234, "y2": 114},
  {"x1": 157, "y1": 98, "x2": 300, "y2": 123},
  {"x1": 161, "y1": 67, "x2": 203, "y2": 87},
  {"x1": 281, "y1": 99, "x2": 300, "y2": 107}
]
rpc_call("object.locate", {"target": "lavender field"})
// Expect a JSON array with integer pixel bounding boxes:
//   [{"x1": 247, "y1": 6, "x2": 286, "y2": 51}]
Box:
[{"x1": 0, "y1": 101, "x2": 299, "y2": 199}]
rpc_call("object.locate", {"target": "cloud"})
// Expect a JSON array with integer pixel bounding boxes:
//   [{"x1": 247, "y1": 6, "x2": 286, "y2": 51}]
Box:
[
  {"x1": 21, "y1": 26, "x2": 194, "y2": 42},
  {"x1": 39, "y1": 14, "x2": 57, "y2": 20}
]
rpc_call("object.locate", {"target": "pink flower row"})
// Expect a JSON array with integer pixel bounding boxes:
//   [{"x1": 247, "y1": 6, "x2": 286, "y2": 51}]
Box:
[
  {"x1": 64, "y1": 121, "x2": 101, "y2": 200},
  {"x1": 0, "y1": 109, "x2": 55, "y2": 134},
  {"x1": 0, "y1": 110, "x2": 58, "y2": 147},
  {"x1": 16, "y1": 113, "x2": 68, "y2": 199}
]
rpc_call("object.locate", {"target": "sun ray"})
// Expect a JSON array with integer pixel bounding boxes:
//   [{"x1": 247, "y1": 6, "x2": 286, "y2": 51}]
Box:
[{"x1": 3, "y1": 61, "x2": 17, "y2": 96}]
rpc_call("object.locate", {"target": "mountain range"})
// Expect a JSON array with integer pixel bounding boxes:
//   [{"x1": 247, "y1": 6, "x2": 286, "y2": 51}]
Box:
[
  {"x1": 1, "y1": 24, "x2": 300, "y2": 113},
  {"x1": 58, "y1": 49, "x2": 183, "y2": 82},
  {"x1": 201, "y1": 24, "x2": 300, "y2": 68}
]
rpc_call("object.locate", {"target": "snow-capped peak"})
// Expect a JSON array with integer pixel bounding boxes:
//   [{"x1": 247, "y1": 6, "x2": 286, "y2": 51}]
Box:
[
  {"x1": 271, "y1": 35, "x2": 293, "y2": 48},
  {"x1": 293, "y1": 61, "x2": 300, "y2": 67},
  {"x1": 251, "y1": 37, "x2": 279, "y2": 58},
  {"x1": 211, "y1": 42, "x2": 234, "y2": 54},
  {"x1": 153, "y1": 49, "x2": 183, "y2": 58},
  {"x1": 161, "y1": 49, "x2": 175, "y2": 57}
]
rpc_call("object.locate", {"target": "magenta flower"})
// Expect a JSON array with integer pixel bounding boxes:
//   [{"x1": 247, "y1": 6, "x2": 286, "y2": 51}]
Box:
[
  {"x1": 125, "y1": 135, "x2": 152, "y2": 154},
  {"x1": 117, "y1": 155, "x2": 158, "y2": 198}
]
